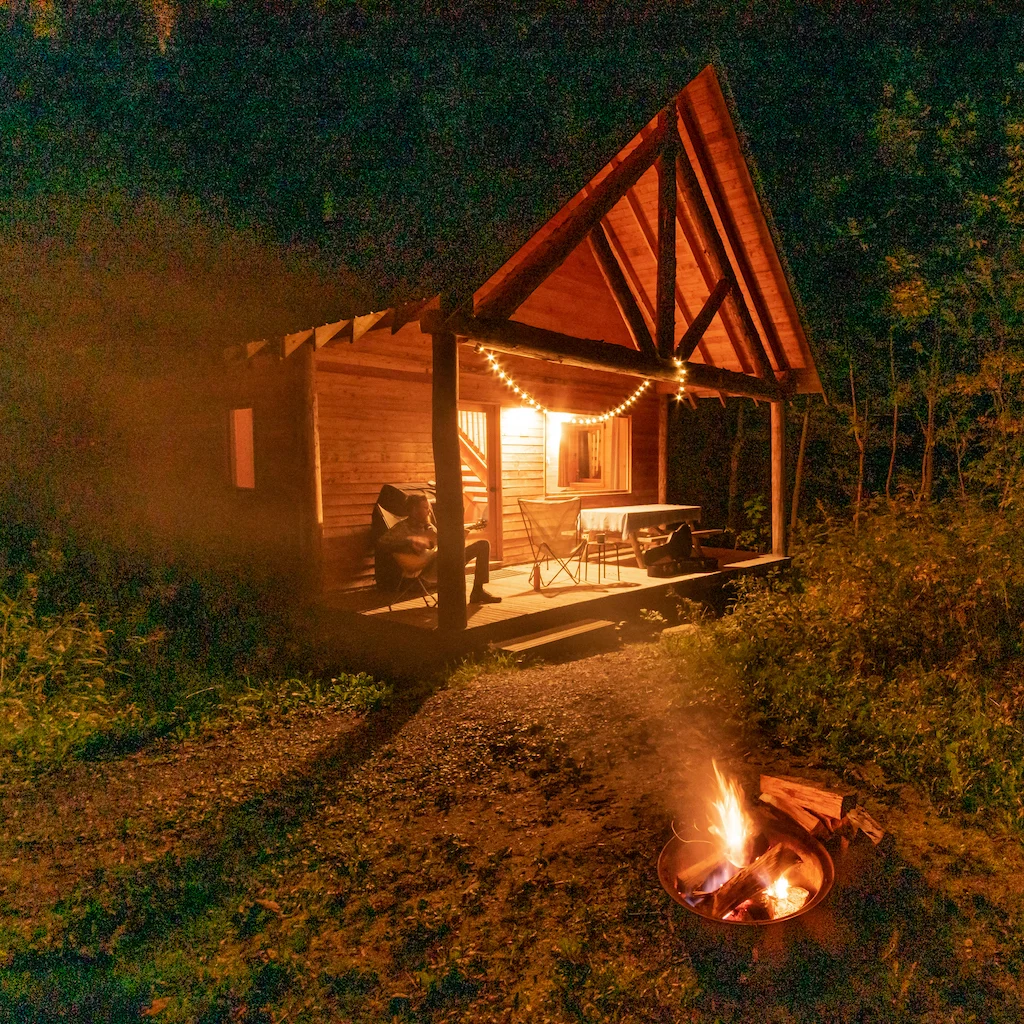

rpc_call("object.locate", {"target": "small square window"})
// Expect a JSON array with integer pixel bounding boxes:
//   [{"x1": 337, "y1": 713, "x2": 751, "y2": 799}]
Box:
[
  {"x1": 228, "y1": 408, "x2": 255, "y2": 489},
  {"x1": 545, "y1": 413, "x2": 630, "y2": 494}
]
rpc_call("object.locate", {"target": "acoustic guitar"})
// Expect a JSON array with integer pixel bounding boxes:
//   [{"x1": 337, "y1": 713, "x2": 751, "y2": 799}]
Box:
[{"x1": 392, "y1": 518, "x2": 488, "y2": 576}]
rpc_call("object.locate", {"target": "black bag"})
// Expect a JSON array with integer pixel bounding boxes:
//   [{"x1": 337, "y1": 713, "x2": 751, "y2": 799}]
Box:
[{"x1": 647, "y1": 555, "x2": 719, "y2": 578}]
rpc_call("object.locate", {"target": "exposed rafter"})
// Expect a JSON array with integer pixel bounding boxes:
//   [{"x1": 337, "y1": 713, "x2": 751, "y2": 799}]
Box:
[
  {"x1": 474, "y1": 119, "x2": 668, "y2": 321},
  {"x1": 676, "y1": 278, "x2": 731, "y2": 360},
  {"x1": 610, "y1": 153, "x2": 714, "y2": 367},
  {"x1": 671, "y1": 173, "x2": 753, "y2": 374},
  {"x1": 679, "y1": 95, "x2": 790, "y2": 373},
  {"x1": 655, "y1": 109, "x2": 678, "y2": 359},
  {"x1": 587, "y1": 224, "x2": 658, "y2": 358},
  {"x1": 673, "y1": 120, "x2": 776, "y2": 381}
]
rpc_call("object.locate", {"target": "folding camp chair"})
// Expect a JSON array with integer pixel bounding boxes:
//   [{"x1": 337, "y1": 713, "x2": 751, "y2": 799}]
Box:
[
  {"x1": 518, "y1": 497, "x2": 587, "y2": 589},
  {"x1": 375, "y1": 505, "x2": 437, "y2": 610}
]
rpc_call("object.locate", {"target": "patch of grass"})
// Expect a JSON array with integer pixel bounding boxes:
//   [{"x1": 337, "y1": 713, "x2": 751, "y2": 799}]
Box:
[
  {"x1": 0, "y1": 578, "x2": 389, "y2": 776},
  {"x1": 443, "y1": 651, "x2": 518, "y2": 688}
]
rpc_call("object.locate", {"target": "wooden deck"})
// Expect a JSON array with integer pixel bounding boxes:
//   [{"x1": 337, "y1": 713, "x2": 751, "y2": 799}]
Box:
[{"x1": 311, "y1": 553, "x2": 790, "y2": 675}]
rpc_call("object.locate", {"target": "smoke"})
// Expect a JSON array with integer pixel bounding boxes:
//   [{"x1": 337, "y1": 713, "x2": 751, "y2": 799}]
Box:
[{"x1": 0, "y1": 188, "x2": 369, "y2": 575}]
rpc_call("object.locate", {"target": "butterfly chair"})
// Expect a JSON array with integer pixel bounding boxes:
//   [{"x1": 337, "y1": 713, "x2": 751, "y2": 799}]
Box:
[
  {"x1": 519, "y1": 497, "x2": 587, "y2": 589},
  {"x1": 374, "y1": 505, "x2": 437, "y2": 610}
]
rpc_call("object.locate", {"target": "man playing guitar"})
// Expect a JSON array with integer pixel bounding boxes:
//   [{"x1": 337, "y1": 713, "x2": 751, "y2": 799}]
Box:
[{"x1": 378, "y1": 494, "x2": 501, "y2": 604}]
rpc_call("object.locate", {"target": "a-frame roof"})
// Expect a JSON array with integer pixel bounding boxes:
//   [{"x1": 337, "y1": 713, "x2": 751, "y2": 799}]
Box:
[
  {"x1": 468, "y1": 65, "x2": 821, "y2": 398},
  {"x1": 236, "y1": 66, "x2": 821, "y2": 401}
]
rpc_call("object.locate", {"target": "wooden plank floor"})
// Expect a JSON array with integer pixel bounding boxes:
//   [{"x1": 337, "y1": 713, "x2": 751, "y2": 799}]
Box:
[{"x1": 354, "y1": 560, "x2": 719, "y2": 634}]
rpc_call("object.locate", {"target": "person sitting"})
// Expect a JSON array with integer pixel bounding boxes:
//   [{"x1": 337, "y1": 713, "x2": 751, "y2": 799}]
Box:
[{"x1": 377, "y1": 494, "x2": 501, "y2": 604}]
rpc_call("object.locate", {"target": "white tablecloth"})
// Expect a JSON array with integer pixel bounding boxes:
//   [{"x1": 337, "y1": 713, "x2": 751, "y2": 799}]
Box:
[{"x1": 579, "y1": 504, "x2": 701, "y2": 540}]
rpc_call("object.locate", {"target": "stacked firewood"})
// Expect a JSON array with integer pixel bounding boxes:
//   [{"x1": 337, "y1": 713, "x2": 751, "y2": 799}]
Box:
[{"x1": 759, "y1": 774, "x2": 885, "y2": 848}]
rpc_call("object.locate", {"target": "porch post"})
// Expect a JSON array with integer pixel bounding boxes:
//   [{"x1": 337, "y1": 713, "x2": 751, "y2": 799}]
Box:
[
  {"x1": 657, "y1": 394, "x2": 669, "y2": 504},
  {"x1": 431, "y1": 296, "x2": 468, "y2": 630},
  {"x1": 771, "y1": 400, "x2": 787, "y2": 556}
]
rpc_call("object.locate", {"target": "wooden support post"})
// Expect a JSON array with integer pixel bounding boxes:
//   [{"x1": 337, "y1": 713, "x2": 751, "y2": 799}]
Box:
[
  {"x1": 656, "y1": 111, "x2": 678, "y2": 359},
  {"x1": 431, "y1": 297, "x2": 467, "y2": 630},
  {"x1": 771, "y1": 401, "x2": 787, "y2": 556},
  {"x1": 658, "y1": 394, "x2": 669, "y2": 503}
]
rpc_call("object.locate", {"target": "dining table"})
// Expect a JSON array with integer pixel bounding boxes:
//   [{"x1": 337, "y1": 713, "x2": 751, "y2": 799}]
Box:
[{"x1": 579, "y1": 503, "x2": 702, "y2": 568}]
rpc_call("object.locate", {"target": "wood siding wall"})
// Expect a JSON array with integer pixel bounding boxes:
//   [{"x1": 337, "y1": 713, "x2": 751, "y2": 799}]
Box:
[
  {"x1": 123, "y1": 353, "x2": 312, "y2": 583},
  {"x1": 315, "y1": 325, "x2": 660, "y2": 592}
]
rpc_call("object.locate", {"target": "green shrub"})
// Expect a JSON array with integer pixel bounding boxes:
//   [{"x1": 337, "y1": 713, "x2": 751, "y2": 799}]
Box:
[
  {"x1": 684, "y1": 499, "x2": 1024, "y2": 827},
  {"x1": 0, "y1": 579, "x2": 389, "y2": 775},
  {"x1": 0, "y1": 577, "x2": 144, "y2": 771}
]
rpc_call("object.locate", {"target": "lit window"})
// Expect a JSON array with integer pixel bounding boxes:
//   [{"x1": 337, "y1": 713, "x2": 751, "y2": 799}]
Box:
[
  {"x1": 228, "y1": 408, "x2": 255, "y2": 489},
  {"x1": 545, "y1": 413, "x2": 630, "y2": 493}
]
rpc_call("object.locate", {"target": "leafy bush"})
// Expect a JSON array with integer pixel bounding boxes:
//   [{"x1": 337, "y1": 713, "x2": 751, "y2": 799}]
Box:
[
  {"x1": 0, "y1": 577, "x2": 146, "y2": 771},
  {"x1": 0, "y1": 578, "x2": 388, "y2": 775},
  {"x1": 680, "y1": 499, "x2": 1024, "y2": 826}
]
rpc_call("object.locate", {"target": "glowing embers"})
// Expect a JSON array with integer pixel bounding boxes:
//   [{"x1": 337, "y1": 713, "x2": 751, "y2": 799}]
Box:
[{"x1": 658, "y1": 762, "x2": 833, "y2": 926}]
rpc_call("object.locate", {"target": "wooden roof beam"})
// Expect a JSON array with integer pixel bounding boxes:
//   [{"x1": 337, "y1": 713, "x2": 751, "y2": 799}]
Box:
[
  {"x1": 672, "y1": 119, "x2": 776, "y2": 381},
  {"x1": 656, "y1": 108, "x2": 677, "y2": 359},
  {"x1": 677, "y1": 97, "x2": 790, "y2": 374},
  {"x1": 672, "y1": 173, "x2": 753, "y2": 374},
  {"x1": 615, "y1": 169, "x2": 715, "y2": 366},
  {"x1": 423, "y1": 310, "x2": 787, "y2": 402},
  {"x1": 675, "y1": 277, "x2": 731, "y2": 360},
  {"x1": 475, "y1": 119, "x2": 668, "y2": 321},
  {"x1": 587, "y1": 224, "x2": 658, "y2": 359}
]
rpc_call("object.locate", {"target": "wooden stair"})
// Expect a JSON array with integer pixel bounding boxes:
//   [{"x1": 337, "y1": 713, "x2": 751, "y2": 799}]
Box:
[{"x1": 495, "y1": 618, "x2": 618, "y2": 661}]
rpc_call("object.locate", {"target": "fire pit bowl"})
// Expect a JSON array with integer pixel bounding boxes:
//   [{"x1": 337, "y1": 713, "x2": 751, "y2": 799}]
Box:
[{"x1": 658, "y1": 812, "x2": 835, "y2": 926}]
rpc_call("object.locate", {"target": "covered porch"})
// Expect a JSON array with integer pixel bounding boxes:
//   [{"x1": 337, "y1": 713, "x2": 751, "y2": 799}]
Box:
[{"x1": 315, "y1": 551, "x2": 789, "y2": 670}]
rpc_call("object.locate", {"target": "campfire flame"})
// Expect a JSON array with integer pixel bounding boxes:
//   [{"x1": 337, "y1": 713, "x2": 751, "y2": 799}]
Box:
[{"x1": 708, "y1": 760, "x2": 753, "y2": 868}]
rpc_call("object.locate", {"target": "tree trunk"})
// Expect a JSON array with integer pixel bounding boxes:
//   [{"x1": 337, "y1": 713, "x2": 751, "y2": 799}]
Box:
[
  {"x1": 850, "y1": 360, "x2": 867, "y2": 533},
  {"x1": 789, "y1": 400, "x2": 810, "y2": 536},
  {"x1": 886, "y1": 331, "x2": 898, "y2": 502},
  {"x1": 886, "y1": 402, "x2": 898, "y2": 501},
  {"x1": 920, "y1": 390, "x2": 936, "y2": 502},
  {"x1": 771, "y1": 401, "x2": 787, "y2": 556},
  {"x1": 727, "y1": 402, "x2": 745, "y2": 534}
]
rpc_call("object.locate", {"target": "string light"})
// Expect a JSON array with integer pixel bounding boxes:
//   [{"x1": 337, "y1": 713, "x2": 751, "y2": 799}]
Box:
[{"x1": 479, "y1": 347, "x2": 685, "y2": 422}]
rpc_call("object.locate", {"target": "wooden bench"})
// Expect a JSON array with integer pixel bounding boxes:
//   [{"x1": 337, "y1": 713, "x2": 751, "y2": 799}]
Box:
[{"x1": 496, "y1": 618, "x2": 617, "y2": 659}]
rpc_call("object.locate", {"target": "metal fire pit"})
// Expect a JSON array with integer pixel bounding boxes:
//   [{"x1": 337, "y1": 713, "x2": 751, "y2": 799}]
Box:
[{"x1": 658, "y1": 813, "x2": 835, "y2": 927}]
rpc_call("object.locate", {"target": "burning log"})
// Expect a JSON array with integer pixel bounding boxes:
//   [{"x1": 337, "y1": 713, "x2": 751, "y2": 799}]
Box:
[
  {"x1": 711, "y1": 842, "x2": 803, "y2": 919},
  {"x1": 760, "y1": 775, "x2": 857, "y2": 821},
  {"x1": 758, "y1": 791, "x2": 826, "y2": 836},
  {"x1": 675, "y1": 852, "x2": 726, "y2": 896}
]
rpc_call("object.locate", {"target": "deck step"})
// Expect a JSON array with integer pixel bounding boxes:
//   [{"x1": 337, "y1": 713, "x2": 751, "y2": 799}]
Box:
[{"x1": 496, "y1": 618, "x2": 617, "y2": 658}]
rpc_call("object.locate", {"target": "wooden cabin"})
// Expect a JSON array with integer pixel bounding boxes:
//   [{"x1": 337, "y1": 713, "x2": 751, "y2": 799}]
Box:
[{"x1": 209, "y1": 65, "x2": 822, "y2": 637}]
